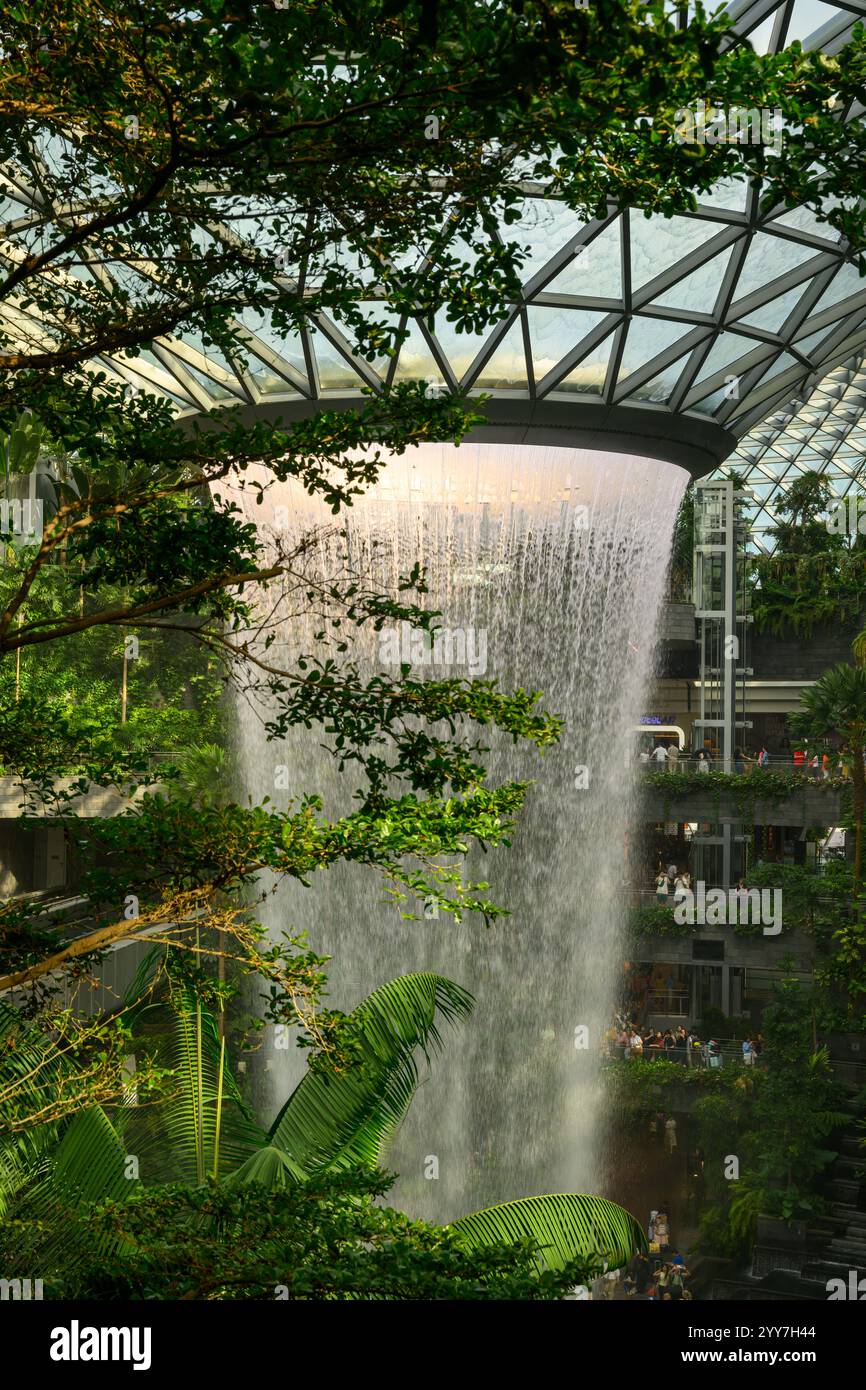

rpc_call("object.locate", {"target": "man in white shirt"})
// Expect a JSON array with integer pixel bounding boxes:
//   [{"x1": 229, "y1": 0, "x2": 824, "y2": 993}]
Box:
[{"x1": 651, "y1": 743, "x2": 667, "y2": 764}]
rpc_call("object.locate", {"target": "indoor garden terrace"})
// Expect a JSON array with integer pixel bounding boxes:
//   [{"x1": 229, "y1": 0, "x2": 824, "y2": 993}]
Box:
[{"x1": 0, "y1": 0, "x2": 864, "y2": 1358}]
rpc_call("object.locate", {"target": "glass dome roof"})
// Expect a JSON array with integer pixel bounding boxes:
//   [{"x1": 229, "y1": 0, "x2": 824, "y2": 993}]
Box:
[
  {"x1": 721, "y1": 348, "x2": 866, "y2": 549},
  {"x1": 3, "y1": 0, "x2": 865, "y2": 457}
]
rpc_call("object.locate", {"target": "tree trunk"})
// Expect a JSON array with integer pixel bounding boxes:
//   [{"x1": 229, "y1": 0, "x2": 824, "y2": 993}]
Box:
[{"x1": 852, "y1": 739, "x2": 864, "y2": 891}]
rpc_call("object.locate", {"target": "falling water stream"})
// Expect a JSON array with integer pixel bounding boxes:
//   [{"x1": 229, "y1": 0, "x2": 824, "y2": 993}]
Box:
[{"x1": 230, "y1": 442, "x2": 687, "y2": 1221}]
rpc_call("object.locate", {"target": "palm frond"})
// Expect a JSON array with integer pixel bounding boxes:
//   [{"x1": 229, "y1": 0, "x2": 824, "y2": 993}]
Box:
[
  {"x1": 449, "y1": 1193, "x2": 646, "y2": 1277},
  {"x1": 225, "y1": 1143, "x2": 307, "y2": 1189},
  {"x1": 125, "y1": 992, "x2": 265, "y2": 1184},
  {"x1": 268, "y1": 973, "x2": 474, "y2": 1174}
]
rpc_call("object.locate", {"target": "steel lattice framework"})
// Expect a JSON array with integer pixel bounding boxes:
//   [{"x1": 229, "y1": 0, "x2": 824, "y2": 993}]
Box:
[
  {"x1": 722, "y1": 348, "x2": 866, "y2": 549},
  {"x1": 2, "y1": 0, "x2": 865, "y2": 469}
]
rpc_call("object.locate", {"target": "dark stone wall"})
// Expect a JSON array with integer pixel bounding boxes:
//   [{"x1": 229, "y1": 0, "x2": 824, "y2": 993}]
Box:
[
  {"x1": 655, "y1": 606, "x2": 864, "y2": 682},
  {"x1": 749, "y1": 619, "x2": 863, "y2": 680}
]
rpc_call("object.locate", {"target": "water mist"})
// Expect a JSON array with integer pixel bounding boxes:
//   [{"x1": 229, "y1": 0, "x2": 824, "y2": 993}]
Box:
[{"x1": 230, "y1": 441, "x2": 686, "y2": 1221}]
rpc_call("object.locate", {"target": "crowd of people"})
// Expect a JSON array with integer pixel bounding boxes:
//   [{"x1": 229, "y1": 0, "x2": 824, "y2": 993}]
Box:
[
  {"x1": 654, "y1": 861, "x2": 691, "y2": 901},
  {"x1": 583, "y1": 1209, "x2": 694, "y2": 1300},
  {"x1": 605, "y1": 1011, "x2": 764, "y2": 1070},
  {"x1": 638, "y1": 736, "x2": 859, "y2": 779}
]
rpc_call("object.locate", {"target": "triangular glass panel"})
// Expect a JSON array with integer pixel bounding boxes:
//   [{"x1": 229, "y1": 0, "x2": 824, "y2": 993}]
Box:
[
  {"x1": 689, "y1": 384, "x2": 732, "y2": 416},
  {"x1": 512, "y1": 199, "x2": 588, "y2": 285},
  {"x1": 794, "y1": 328, "x2": 833, "y2": 358},
  {"x1": 690, "y1": 331, "x2": 759, "y2": 387},
  {"x1": 474, "y1": 317, "x2": 529, "y2": 389},
  {"x1": 697, "y1": 177, "x2": 750, "y2": 214},
  {"x1": 309, "y1": 325, "x2": 370, "y2": 390},
  {"x1": 237, "y1": 307, "x2": 308, "y2": 376},
  {"x1": 742, "y1": 13, "x2": 778, "y2": 54},
  {"x1": 650, "y1": 247, "x2": 734, "y2": 313},
  {"x1": 731, "y1": 232, "x2": 821, "y2": 304},
  {"x1": 426, "y1": 313, "x2": 489, "y2": 384},
  {"x1": 768, "y1": 203, "x2": 839, "y2": 244},
  {"x1": 617, "y1": 315, "x2": 697, "y2": 383},
  {"x1": 626, "y1": 351, "x2": 695, "y2": 403},
  {"x1": 784, "y1": 0, "x2": 840, "y2": 47},
  {"x1": 331, "y1": 300, "x2": 403, "y2": 371},
  {"x1": 390, "y1": 320, "x2": 441, "y2": 384},
  {"x1": 542, "y1": 219, "x2": 623, "y2": 298},
  {"x1": 551, "y1": 332, "x2": 616, "y2": 396},
  {"x1": 629, "y1": 212, "x2": 720, "y2": 292},
  {"x1": 735, "y1": 284, "x2": 808, "y2": 333},
  {"x1": 528, "y1": 306, "x2": 611, "y2": 380},
  {"x1": 757, "y1": 352, "x2": 801, "y2": 385},
  {"x1": 807, "y1": 265, "x2": 866, "y2": 319}
]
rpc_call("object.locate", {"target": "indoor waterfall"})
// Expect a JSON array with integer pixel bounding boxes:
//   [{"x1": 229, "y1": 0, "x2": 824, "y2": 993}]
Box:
[{"x1": 230, "y1": 442, "x2": 687, "y2": 1222}]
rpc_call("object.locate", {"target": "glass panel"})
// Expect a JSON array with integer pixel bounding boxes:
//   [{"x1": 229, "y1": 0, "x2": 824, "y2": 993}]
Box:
[
  {"x1": 528, "y1": 306, "x2": 611, "y2": 380},
  {"x1": 736, "y1": 284, "x2": 808, "y2": 333},
  {"x1": 784, "y1": 0, "x2": 841, "y2": 46},
  {"x1": 474, "y1": 317, "x2": 528, "y2": 389},
  {"x1": 309, "y1": 325, "x2": 365, "y2": 389},
  {"x1": 543, "y1": 218, "x2": 623, "y2": 298},
  {"x1": 617, "y1": 315, "x2": 695, "y2": 382},
  {"x1": 551, "y1": 331, "x2": 615, "y2": 395},
  {"x1": 650, "y1": 246, "x2": 734, "y2": 313},
  {"x1": 731, "y1": 231, "x2": 820, "y2": 304},
  {"x1": 629, "y1": 212, "x2": 718, "y2": 292},
  {"x1": 690, "y1": 331, "x2": 757, "y2": 387},
  {"x1": 511, "y1": 198, "x2": 587, "y2": 284}
]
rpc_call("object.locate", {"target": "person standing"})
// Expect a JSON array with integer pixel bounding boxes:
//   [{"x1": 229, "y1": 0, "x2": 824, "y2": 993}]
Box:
[
  {"x1": 651, "y1": 742, "x2": 667, "y2": 765},
  {"x1": 742, "y1": 1037, "x2": 755, "y2": 1066},
  {"x1": 664, "y1": 1117, "x2": 678, "y2": 1154},
  {"x1": 758, "y1": 745, "x2": 770, "y2": 768},
  {"x1": 655, "y1": 871, "x2": 669, "y2": 902},
  {"x1": 666, "y1": 741, "x2": 679, "y2": 770},
  {"x1": 696, "y1": 750, "x2": 710, "y2": 773},
  {"x1": 654, "y1": 1209, "x2": 671, "y2": 1255}
]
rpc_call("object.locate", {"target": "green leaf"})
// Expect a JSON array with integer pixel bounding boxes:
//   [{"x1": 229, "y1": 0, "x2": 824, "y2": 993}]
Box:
[
  {"x1": 268, "y1": 972, "x2": 474, "y2": 1173},
  {"x1": 449, "y1": 1193, "x2": 646, "y2": 1276}
]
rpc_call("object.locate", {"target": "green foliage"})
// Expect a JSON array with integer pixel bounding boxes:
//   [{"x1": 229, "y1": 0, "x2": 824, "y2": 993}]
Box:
[
  {"x1": 0, "y1": 968, "x2": 644, "y2": 1297},
  {"x1": 643, "y1": 766, "x2": 840, "y2": 812},
  {"x1": 46, "y1": 1175, "x2": 590, "y2": 1301},
  {"x1": 604, "y1": 1056, "x2": 735, "y2": 1115},
  {"x1": 629, "y1": 902, "x2": 694, "y2": 938},
  {"x1": 267, "y1": 974, "x2": 474, "y2": 1175},
  {"x1": 749, "y1": 476, "x2": 866, "y2": 638},
  {"x1": 449, "y1": 1193, "x2": 646, "y2": 1275},
  {"x1": 693, "y1": 976, "x2": 846, "y2": 1255},
  {"x1": 669, "y1": 484, "x2": 695, "y2": 602},
  {"x1": 790, "y1": 663, "x2": 866, "y2": 888}
]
